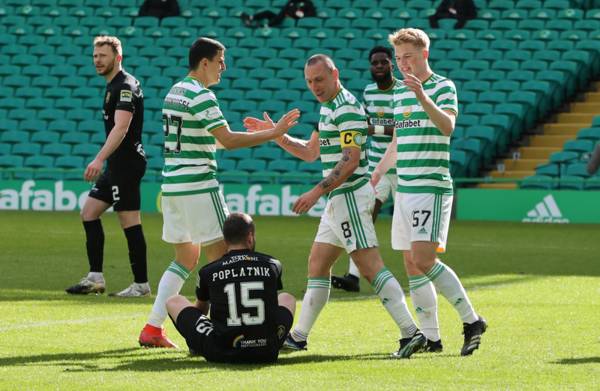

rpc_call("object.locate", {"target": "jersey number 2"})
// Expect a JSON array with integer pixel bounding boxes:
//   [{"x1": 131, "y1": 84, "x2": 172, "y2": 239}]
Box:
[
  {"x1": 223, "y1": 282, "x2": 265, "y2": 326},
  {"x1": 162, "y1": 114, "x2": 182, "y2": 153}
]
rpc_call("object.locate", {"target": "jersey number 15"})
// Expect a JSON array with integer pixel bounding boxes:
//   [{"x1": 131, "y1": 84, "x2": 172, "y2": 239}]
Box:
[{"x1": 223, "y1": 282, "x2": 265, "y2": 327}]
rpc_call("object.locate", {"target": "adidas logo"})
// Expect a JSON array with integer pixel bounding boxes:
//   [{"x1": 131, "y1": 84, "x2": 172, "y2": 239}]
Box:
[
  {"x1": 418, "y1": 227, "x2": 428, "y2": 234},
  {"x1": 522, "y1": 195, "x2": 569, "y2": 223}
]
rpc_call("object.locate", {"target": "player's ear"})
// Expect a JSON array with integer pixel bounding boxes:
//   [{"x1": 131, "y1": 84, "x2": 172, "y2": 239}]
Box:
[{"x1": 422, "y1": 49, "x2": 429, "y2": 60}]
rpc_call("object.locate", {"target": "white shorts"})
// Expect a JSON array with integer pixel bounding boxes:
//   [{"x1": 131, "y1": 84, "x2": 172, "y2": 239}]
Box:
[
  {"x1": 391, "y1": 192, "x2": 452, "y2": 252},
  {"x1": 161, "y1": 190, "x2": 229, "y2": 245},
  {"x1": 314, "y1": 183, "x2": 378, "y2": 253},
  {"x1": 374, "y1": 172, "x2": 397, "y2": 203}
]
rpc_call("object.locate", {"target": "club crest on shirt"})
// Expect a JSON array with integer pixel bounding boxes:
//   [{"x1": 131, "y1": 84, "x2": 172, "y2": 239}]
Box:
[
  {"x1": 120, "y1": 90, "x2": 132, "y2": 102},
  {"x1": 403, "y1": 107, "x2": 411, "y2": 119},
  {"x1": 376, "y1": 110, "x2": 385, "y2": 118}
]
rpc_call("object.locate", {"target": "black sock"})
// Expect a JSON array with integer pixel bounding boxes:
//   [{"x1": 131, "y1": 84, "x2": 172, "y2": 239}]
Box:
[
  {"x1": 124, "y1": 224, "x2": 148, "y2": 283},
  {"x1": 83, "y1": 219, "x2": 104, "y2": 273}
]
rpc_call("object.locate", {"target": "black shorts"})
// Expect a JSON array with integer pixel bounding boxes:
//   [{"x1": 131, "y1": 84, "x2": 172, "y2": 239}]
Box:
[
  {"x1": 173, "y1": 306, "x2": 293, "y2": 364},
  {"x1": 88, "y1": 160, "x2": 146, "y2": 211}
]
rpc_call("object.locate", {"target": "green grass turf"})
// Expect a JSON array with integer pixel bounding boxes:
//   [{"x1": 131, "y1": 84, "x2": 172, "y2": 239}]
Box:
[{"x1": 0, "y1": 211, "x2": 599, "y2": 390}]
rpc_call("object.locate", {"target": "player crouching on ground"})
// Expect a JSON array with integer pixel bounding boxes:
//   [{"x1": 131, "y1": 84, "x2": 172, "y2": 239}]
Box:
[{"x1": 166, "y1": 213, "x2": 296, "y2": 363}]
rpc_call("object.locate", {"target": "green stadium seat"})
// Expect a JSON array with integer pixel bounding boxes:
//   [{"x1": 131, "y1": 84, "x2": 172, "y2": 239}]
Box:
[
  {"x1": 577, "y1": 127, "x2": 600, "y2": 141},
  {"x1": 0, "y1": 143, "x2": 10, "y2": 157},
  {"x1": 0, "y1": 155, "x2": 24, "y2": 170},
  {"x1": 463, "y1": 60, "x2": 489, "y2": 72},
  {"x1": 491, "y1": 80, "x2": 520, "y2": 93},
  {"x1": 267, "y1": 160, "x2": 297, "y2": 173},
  {"x1": 297, "y1": 17, "x2": 323, "y2": 29},
  {"x1": 447, "y1": 49, "x2": 475, "y2": 61},
  {"x1": 459, "y1": 91, "x2": 477, "y2": 104},
  {"x1": 11, "y1": 142, "x2": 41, "y2": 157},
  {"x1": 55, "y1": 156, "x2": 84, "y2": 169},
  {"x1": 501, "y1": 9, "x2": 527, "y2": 20},
  {"x1": 516, "y1": 0, "x2": 542, "y2": 8},
  {"x1": 502, "y1": 29, "x2": 529, "y2": 41},
  {"x1": 454, "y1": 138, "x2": 491, "y2": 166},
  {"x1": 60, "y1": 133, "x2": 88, "y2": 145},
  {"x1": 585, "y1": 177, "x2": 600, "y2": 190},
  {"x1": 0, "y1": 96, "x2": 23, "y2": 112},
  {"x1": 237, "y1": 158, "x2": 267, "y2": 173},
  {"x1": 280, "y1": 27, "x2": 308, "y2": 40},
  {"x1": 363, "y1": 28, "x2": 387, "y2": 40},
  {"x1": 529, "y1": 8, "x2": 557, "y2": 20},
  {"x1": 564, "y1": 139, "x2": 594, "y2": 154},
  {"x1": 31, "y1": 131, "x2": 60, "y2": 144},
  {"x1": 489, "y1": 20, "x2": 516, "y2": 31},
  {"x1": 273, "y1": 89, "x2": 301, "y2": 103},
  {"x1": 247, "y1": 68, "x2": 275, "y2": 81},
  {"x1": 574, "y1": 19, "x2": 599, "y2": 34},
  {"x1": 558, "y1": 8, "x2": 583, "y2": 20},
  {"x1": 217, "y1": 158, "x2": 236, "y2": 172},
  {"x1": 479, "y1": 91, "x2": 506, "y2": 105},
  {"x1": 449, "y1": 149, "x2": 470, "y2": 178},
  {"x1": 3, "y1": 75, "x2": 29, "y2": 88},
  {"x1": 558, "y1": 176, "x2": 585, "y2": 190},
  {"x1": 42, "y1": 143, "x2": 71, "y2": 157},
  {"x1": 19, "y1": 119, "x2": 46, "y2": 132},
  {"x1": 549, "y1": 152, "x2": 579, "y2": 172},
  {"x1": 566, "y1": 163, "x2": 591, "y2": 178},
  {"x1": 518, "y1": 19, "x2": 545, "y2": 31},
  {"x1": 218, "y1": 170, "x2": 249, "y2": 184},
  {"x1": 324, "y1": 17, "x2": 351, "y2": 29},
  {"x1": 520, "y1": 175, "x2": 556, "y2": 189},
  {"x1": 535, "y1": 163, "x2": 560, "y2": 177},
  {"x1": 492, "y1": 60, "x2": 518, "y2": 72},
  {"x1": 133, "y1": 16, "x2": 159, "y2": 28},
  {"x1": 139, "y1": 46, "x2": 165, "y2": 58},
  {"x1": 494, "y1": 103, "x2": 534, "y2": 130},
  {"x1": 475, "y1": 49, "x2": 502, "y2": 62},
  {"x1": 252, "y1": 147, "x2": 283, "y2": 162},
  {"x1": 24, "y1": 156, "x2": 53, "y2": 168}
]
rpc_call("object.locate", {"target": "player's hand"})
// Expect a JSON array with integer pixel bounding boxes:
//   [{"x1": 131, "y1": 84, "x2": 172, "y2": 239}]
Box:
[
  {"x1": 370, "y1": 170, "x2": 382, "y2": 187},
  {"x1": 273, "y1": 108, "x2": 300, "y2": 136},
  {"x1": 292, "y1": 188, "x2": 320, "y2": 215},
  {"x1": 243, "y1": 112, "x2": 275, "y2": 133},
  {"x1": 84, "y1": 158, "x2": 103, "y2": 182},
  {"x1": 402, "y1": 72, "x2": 426, "y2": 101}
]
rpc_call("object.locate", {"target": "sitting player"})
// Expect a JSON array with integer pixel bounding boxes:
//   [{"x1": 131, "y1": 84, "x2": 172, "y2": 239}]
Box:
[{"x1": 166, "y1": 213, "x2": 296, "y2": 363}]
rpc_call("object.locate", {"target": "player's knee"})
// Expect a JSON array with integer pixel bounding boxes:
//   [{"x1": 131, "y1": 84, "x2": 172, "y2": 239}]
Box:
[
  {"x1": 166, "y1": 295, "x2": 185, "y2": 315},
  {"x1": 278, "y1": 292, "x2": 296, "y2": 315}
]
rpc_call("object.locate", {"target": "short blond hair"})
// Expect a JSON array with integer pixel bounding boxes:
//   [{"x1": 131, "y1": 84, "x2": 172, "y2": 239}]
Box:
[
  {"x1": 388, "y1": 28, "x2": 430, "y2": 50},
  {"x1": 93, "y1": 35, "x2": 123, "y2": 56}
]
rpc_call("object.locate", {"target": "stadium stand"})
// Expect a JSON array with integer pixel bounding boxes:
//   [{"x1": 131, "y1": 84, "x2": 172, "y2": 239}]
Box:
[{"x1": 0, "y1": 0, "x2": 599, "y2": 188}]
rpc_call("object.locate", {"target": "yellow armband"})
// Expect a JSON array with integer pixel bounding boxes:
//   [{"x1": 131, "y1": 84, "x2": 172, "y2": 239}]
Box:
[{"x1": 340, "y1": 130, "x2": 364, "y2": 148}]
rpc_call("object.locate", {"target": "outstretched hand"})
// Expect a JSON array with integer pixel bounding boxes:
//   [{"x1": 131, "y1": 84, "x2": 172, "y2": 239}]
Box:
[
  {"x1": 273, "y1": 109, "x2": 300, "y2": 135},
  {"x1": 243, "y1": 112, "x2": 275, "y2": 133},
  {"x1": 243, "y1": 109, "x2": 300, "y2": 135}
]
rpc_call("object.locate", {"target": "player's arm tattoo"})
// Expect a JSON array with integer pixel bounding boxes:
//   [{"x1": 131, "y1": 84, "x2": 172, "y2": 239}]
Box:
[{"x1": 318, "y1": 148, "x2": 353, "y2": 191}]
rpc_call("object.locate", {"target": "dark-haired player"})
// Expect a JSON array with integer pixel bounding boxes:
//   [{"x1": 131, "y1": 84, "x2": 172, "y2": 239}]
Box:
[
  {"x1": 166, "y1": 212, "x2": 296, "y2": 363},
  {"x1": 138, "y1": 37, "x2": 299, "y2": 347}
]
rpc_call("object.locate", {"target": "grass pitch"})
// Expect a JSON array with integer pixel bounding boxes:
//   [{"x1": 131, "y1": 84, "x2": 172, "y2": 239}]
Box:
[{"x1": 0, "y1": 211, "x2": 599, "y2": 390}]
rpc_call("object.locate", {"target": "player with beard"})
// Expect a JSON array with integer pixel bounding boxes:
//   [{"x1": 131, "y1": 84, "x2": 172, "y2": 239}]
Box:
[
  {"x1": 331, "y1": 46, "x2": 401, "y2": 293},
  {"x1": 66, "y1": 35, "x2": 150, "y2": 297}
]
